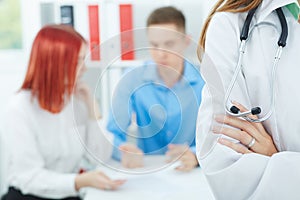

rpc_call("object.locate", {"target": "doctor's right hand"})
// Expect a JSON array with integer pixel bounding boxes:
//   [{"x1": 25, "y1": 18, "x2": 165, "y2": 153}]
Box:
[
  {"x1": 75, "y1": 170, "x2": 126, "y2": 191},
  {"x1": 119, "y1": 143, "x2": 144, "y2": 168}
]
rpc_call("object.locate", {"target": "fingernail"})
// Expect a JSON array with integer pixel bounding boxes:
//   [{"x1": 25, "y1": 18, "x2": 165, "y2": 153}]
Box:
[
  {"x1": 217, "y1": 138, "x2": 224, "y2": 144},
  {"x1": 217, "y1": 138, "x2": 227, "y2": 145},
  {"x1": 211, "y1": 126, "x2": 218, "y2": 133},
  {"x1": 214, "y1": 115, "x2": 224, "y2": 122},
  {"x1": 231, "y1": 100, "x2": 240, "y2": 105}
]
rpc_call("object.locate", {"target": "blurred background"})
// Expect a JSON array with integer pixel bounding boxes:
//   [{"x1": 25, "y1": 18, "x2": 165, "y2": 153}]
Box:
[
  {"x1": 0, "y1": 0, "x2": 217, "y2": 120},
  {"x1": 0, "y1": 0, "x2": 217, "y2": 194}
]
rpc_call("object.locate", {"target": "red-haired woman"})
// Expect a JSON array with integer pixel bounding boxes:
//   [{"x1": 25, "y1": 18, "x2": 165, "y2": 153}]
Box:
[{"x1": 1, "y1": 24, "x2": 125, "y2": 200}]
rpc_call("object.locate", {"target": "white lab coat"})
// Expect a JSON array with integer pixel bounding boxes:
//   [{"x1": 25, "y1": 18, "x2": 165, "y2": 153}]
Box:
[
  {"x1": 196, "y1": 0, "x2": 300, "y2": 199},
  {"x1": 2, "y1": 91, "x2": 113, "y2": 199}
]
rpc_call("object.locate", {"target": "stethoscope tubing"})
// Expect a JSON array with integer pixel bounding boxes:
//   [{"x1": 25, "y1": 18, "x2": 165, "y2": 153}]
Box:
[{"x1": 224, "y1": 7, "x2": 287, "y2": 122}]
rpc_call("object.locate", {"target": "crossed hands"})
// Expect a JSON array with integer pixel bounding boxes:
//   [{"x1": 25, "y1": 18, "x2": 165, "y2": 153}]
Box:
[{"x1": 213, "y1": 102, "x2": 278, "y2": 156}]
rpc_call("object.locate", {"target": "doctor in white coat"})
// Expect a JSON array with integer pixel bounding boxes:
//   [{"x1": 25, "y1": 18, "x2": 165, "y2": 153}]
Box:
[{"x1": 196, "y1": 0, "x2": 300, "y2": 199}]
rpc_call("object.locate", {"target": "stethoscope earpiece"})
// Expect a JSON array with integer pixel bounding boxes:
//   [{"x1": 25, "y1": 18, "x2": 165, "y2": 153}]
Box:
[
  {"x1": 229, "y1": 106, "x2": 261, "y2": 115},
  {"x1": 230, "y1": 106, "x2": 240, "y2": 114},
  {"x1": 251, "y1": 107, "x2": 261, "y2": 115},
  {"x1": 229, "y1": 105, "x2": 261, "y2": 119}
]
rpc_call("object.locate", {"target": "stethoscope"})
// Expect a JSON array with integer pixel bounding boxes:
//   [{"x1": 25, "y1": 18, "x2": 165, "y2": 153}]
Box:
[{"x1": 224, "y1": 6, "x2": 288, "y2": 123}]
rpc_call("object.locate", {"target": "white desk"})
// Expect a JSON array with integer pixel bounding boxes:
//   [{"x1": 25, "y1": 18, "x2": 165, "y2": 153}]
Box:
[{"x1": 83, "y1": 156, "x2": 214, "y2": 200}]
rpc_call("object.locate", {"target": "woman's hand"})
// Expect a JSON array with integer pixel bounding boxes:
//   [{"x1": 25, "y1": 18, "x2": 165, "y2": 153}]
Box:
[
  {"x1": 212, "y1": 102, "x2": 278, "y2": 156},
  {"x1": 75, "y1": 170, "x2": 126, "y2": 191},
  {"x1": 75, "y1": 82, "x2": 101, "y2": 120}
]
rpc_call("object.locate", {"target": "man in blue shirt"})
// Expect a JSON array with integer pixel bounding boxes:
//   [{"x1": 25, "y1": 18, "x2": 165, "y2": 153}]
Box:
[{"x1": 107, "y1": 6, "x2": 204, "y2": 171}]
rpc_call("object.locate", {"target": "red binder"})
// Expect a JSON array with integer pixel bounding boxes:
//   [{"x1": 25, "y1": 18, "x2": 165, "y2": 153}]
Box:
[
  {"x1": 88, "y1": 5, "x2": 100, "y2": 61},
  {"x1": 119, "y1": 4, "x2": 134, "y2": 60}
]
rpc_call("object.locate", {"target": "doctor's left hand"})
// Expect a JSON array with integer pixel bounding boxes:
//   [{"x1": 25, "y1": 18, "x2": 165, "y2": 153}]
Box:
[
  {"x1": 166, "y1": 144, "x2": 198, "y2": 172},
  {"x1": 212, "y1": 102, "x2": 278, "y2": 157}
]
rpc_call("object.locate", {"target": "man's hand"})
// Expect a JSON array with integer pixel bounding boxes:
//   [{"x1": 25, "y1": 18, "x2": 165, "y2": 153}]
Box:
[
  {"x1": 166, "y1": 144, "x2": 198, "y2": 172},
  {"x1": 119, "y1": 143, "x2": 144, "y2": 168}
]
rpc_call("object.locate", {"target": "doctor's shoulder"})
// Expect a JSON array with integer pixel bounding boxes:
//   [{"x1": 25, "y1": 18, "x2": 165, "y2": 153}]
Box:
[{"x1": 205, "y1": 11, "x2": 247, "y2": 43}]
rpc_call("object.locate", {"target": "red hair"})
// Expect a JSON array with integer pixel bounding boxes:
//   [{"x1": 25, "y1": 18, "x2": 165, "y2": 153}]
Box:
[{"x1": 21, "y1": 24, "x2": 86, "y2": 113}]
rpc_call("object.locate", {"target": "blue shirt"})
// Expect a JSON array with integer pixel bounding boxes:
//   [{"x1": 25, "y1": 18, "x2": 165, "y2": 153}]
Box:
[{"x1": 107, "y1": 60, "x2": 205, "y2": 160}]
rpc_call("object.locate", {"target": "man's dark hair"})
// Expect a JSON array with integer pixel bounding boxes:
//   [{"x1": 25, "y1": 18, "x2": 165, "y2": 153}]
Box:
[{"x1": 147, "y1": 6, "x2": 185, "y2": 32}]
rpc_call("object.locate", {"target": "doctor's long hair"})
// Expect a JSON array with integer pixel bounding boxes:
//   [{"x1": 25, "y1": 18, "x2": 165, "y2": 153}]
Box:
[
  {"x1": 21, "y1": 24, "x2": 86, "y2": 113},
  {"x1": 198, "y1": 0, "x2": 262, "y2": 59}
]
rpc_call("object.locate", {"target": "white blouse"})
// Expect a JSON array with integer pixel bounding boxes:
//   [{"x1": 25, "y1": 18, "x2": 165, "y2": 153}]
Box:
[{"x1": 3, "y1": 91, "x2": 113, "y2": 199}]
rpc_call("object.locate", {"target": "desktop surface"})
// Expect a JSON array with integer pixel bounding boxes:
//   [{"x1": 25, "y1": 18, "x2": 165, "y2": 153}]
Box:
[{"x1": 83, "y1": 155, "x2": 214, "y2": 200}]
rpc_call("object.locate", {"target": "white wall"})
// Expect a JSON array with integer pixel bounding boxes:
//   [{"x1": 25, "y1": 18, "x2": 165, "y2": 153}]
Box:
[{"x1": 0, "y1": 0, "x2": 41, "y2": 121}]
